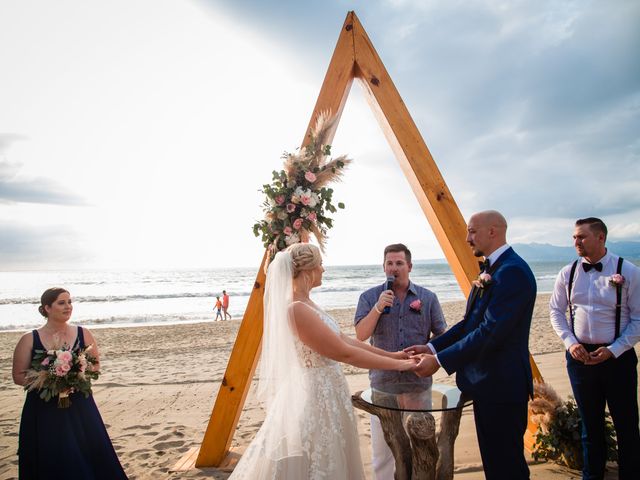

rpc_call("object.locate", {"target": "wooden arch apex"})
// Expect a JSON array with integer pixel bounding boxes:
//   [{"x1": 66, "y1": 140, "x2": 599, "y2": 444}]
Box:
[{"x1": 194, "y1": 10, "x2": 543, "y2": 468}]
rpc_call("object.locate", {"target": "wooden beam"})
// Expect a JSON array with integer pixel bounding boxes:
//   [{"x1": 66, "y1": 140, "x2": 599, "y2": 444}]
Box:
[
  {"x1": 350, "y1": 12, "x2": 477, "y2": 295},
  {"x1": 301, "y1": 12, "x2": 356, "y2": 148},
  {"x1": 195, "y1": 252, "x2": 267, "y2": 466}
]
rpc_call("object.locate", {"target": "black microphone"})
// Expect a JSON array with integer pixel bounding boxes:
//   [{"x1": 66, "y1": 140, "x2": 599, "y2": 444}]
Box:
[{"x1": 383, "y1": 275, "x2": 395, "y2": 314}]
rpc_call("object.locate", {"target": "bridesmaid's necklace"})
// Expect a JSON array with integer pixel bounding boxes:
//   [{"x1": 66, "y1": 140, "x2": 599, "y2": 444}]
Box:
[{"x1": 43, "y1": 323, "x2": 73, "y2": 347}]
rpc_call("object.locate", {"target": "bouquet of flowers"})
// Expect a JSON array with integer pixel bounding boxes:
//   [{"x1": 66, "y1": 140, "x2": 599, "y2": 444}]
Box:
[
  {"x1": 24, "y1": 342, "x2": 99, "y2": 408},
  {"x1": 253, "y1": 112, "x2": 351, "y2": 263}
]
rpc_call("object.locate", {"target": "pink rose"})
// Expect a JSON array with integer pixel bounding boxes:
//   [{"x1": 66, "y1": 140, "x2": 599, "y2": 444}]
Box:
[
  {"x1": 275, "y1": 194, "x2": 285, "y2": 205},
  {"x1": 286, "y1": 203, "x2": 296, "y2": 213},
  {"x1": 609, "y1": 274, "x2": 625, "y2": 287},
  {"x1": 41, "y1": 357, "x2": 50, "y2": 367},
  {"x1": 307, "y1": 211, "x2": 317, "y2": 222},
  {"x1": 55, "y1": 365, "x2": 67, "y2": 377},
  {"x1": 284, "y1": 226, "x2": 293, "y2": 236},
  {"x1": 300, "y1": 195, "x2": 311, "y2": 206},
  {"x1": 57, "y1": 350, "x2": 73, "y2": 363},
  {"x1": 293, "y1": 218, "x2": 303, "y2": 230},
  {"x1": 304, "y1": 171, "x2": 317, "y2": 183},
  {"x1": 409, "y1": 299, "x2": 422, "y2": 312},
  {"x1": 472, "y1": 273, "x2": 493, "y2": 294}
]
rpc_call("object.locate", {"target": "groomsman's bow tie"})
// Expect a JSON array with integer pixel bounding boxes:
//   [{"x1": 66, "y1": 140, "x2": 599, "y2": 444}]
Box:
[
  {"x1": 582, "y1": 262, "x2": 603, "y2": 272},
  {"x1": 478, "y1": 259, "x2": 491, "y2": 272}
]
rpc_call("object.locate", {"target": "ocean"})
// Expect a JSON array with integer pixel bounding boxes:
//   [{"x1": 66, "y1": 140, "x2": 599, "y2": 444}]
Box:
[{"x1": 0, "y1": 260, "x2": 580, "y2": 332}]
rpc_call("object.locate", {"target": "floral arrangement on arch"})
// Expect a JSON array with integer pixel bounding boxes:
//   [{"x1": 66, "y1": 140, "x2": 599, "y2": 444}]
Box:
[
  {"x1": 24, "y1": 342, "x2": 99, "y2": 408},
  {"x1": 253, "y1": 112, "x2": 351, "y2": 262}
]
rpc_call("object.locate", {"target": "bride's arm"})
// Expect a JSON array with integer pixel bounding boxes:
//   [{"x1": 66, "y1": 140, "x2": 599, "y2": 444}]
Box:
[
  {"x1": 292, "y1": 303, "x2": 415, "y2": 371},
  {"x1": 340, "y1": 333, "x2": 409, "y2": 359}
]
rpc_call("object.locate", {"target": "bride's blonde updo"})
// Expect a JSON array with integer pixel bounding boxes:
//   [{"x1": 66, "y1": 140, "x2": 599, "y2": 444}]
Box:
[{"x1": 287, "y1": 243, "x2": 321, "y2": 278}]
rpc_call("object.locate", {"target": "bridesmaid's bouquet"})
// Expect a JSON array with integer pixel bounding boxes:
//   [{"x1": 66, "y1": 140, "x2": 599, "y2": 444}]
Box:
[{"x1": 24, "y1": 344, "x2": 100, "y2": 408}]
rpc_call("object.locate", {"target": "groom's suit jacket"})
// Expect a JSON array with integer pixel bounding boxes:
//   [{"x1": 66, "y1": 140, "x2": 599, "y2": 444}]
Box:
[{"x1": 431, "y1": 247, "x2": 536, "y2": 403}]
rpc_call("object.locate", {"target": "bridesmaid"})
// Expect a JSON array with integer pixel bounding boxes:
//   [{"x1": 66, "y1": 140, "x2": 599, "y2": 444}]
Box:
[{"x1": 12, "y1": 287, "x2": 128, "y2": 480}]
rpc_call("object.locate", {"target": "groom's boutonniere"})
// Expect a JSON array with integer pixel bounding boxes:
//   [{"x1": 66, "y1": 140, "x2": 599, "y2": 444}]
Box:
[
  {"x1": 609, "y1": 274, "x2": 625, "y2": 287},
  {"x1": 472, "y1": 273, "x2": 493, "y2": 296},
  {"x1": 409, "y1": 299, "x2": 422, "y2": 313}
]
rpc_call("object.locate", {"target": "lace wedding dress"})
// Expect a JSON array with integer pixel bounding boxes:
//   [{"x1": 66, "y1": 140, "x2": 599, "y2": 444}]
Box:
[{"x1": 229, "y1": 306, "x2": 365, "y2": 480}]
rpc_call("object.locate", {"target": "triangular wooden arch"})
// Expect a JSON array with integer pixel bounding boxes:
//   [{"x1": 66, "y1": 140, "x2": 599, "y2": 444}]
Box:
[{"x1": 194, "y1": 11, "x2": 543, "y2": 468}]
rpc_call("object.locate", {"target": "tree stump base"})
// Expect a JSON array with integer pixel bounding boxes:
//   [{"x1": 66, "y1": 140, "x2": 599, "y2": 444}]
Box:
[{"x1": 352, "y1": 391, "x2": 467, "y2": 480}]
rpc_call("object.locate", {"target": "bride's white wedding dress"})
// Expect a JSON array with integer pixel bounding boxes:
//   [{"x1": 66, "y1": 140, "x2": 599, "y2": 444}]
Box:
[{"x1": 229, "y1": 306, "x2": 365, "y2": 480}]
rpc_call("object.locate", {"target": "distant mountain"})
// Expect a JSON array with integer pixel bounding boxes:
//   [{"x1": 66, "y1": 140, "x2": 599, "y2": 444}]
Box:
[{"x1": 512, "y1": 241, "x2": 640, "y2": 262}]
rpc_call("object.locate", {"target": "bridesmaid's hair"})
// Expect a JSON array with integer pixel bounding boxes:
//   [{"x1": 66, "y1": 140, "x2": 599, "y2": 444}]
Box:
[
  {"x1": 287, "y1": 243, "x2": 321, "y2": 278},
  {"x1": 38, "y1": 287, "x2": 69, "y2": 317}
]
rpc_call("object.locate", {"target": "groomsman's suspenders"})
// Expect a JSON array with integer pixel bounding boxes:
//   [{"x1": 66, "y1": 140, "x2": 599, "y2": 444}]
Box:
[{"x1": 567, "y1": 257, "x2": 624, "y2": 341}]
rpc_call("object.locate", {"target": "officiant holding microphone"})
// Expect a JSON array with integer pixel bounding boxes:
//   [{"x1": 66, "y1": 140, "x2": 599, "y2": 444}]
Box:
[{"x1": 354, "y1": 243, "x2": 447, "y2": 480}]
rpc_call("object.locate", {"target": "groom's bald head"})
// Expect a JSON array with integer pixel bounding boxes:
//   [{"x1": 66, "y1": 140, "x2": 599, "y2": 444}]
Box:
[{"x1": 466, "y1": 210, "x2": 508, "y2": 257}]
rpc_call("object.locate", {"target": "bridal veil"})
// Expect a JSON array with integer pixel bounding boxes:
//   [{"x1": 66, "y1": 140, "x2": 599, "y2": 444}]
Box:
[{"x1": 256, "y1": 250, "x2": 309, "y2": 461}]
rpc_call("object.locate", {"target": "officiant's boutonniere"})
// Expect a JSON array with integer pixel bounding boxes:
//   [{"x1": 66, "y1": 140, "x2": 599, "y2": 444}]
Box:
[
  {"x1": 409, "y1": 299, "x2": 422, "y2": 313},
  {"x1": 473, "y1": 273, "x2": 493, "y2": 296},
  {"x1": 609, "y1": 274, "x2": 625, "y2": 287}
]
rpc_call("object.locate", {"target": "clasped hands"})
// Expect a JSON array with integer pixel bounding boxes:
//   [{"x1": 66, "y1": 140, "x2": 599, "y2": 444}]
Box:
[
  {"x1": 393, "y1": 344, "x2": 441, "y2": 377},
  {"x1": 568, "y1": 343, "x2": 613, "y2": 365}
]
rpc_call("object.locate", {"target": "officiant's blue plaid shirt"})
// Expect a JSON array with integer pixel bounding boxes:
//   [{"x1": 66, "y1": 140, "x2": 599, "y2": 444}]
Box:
[{"x1": 355, "y1": 281, "x2": 446, "y2": 389}]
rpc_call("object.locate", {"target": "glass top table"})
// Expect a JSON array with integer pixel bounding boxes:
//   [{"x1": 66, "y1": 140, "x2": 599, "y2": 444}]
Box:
[{"x1": 359, "y1": 382, "x2": 472, "y2": 413}]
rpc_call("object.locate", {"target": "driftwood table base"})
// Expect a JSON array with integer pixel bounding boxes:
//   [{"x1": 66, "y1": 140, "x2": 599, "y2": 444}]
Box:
[{"x1": 352, "y1": 391, "x2": 466, "y2": 480}]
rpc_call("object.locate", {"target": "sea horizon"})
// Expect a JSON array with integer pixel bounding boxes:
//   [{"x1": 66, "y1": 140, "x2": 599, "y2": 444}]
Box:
[{"x1": 2, "y1": 259, "x2": 638, "y2": 333}]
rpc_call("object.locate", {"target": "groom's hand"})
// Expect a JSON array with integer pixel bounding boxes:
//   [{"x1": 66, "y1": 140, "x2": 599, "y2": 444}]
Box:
[
  {"x1": 412, "y1": 354, "x2": 440, "y2": 377},
  {"x1": 404, "y1": 344, "x2": 428, "y2": 355}
]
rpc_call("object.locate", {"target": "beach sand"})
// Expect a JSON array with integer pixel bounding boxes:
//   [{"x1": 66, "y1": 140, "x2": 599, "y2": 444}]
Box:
[{"x1": 0, "y1": 293, "x2": 632, "y2": 479}]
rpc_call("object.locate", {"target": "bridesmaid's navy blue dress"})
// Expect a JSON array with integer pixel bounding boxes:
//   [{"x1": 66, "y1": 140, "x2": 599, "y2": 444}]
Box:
[{"x1": 18, "y1": 328, "x2": 128, "y2": 479}]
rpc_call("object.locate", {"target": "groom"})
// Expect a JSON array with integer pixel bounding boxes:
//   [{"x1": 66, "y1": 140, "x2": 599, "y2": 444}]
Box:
[{"x1": 410, "y1": 210, "x2": 536, "y2": 480}]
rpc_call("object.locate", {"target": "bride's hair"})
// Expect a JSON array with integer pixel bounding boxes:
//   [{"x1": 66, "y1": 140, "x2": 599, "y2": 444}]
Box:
[{"x1": 287, "y1": 243, "x2": 321, "y2": 278}]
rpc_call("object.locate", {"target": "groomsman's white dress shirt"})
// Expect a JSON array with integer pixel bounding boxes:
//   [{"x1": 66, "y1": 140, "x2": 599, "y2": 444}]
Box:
[{"x1": 549, "y1": 251, "x2": 640, "y2": 358}]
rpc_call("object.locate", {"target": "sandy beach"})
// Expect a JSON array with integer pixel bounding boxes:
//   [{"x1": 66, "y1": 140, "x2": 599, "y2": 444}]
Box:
[{"x1": 0, "y1": 293, "x2": 633, "y2": 479}]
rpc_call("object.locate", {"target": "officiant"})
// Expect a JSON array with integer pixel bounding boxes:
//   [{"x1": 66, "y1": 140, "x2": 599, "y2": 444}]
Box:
[{"x1": 354, "y1": 243, "x2": 447, "y2": 480}]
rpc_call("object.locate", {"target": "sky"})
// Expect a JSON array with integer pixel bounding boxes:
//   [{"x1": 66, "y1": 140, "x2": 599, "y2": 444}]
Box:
[{"x1": 1, "y1": 0, "x2": 639, "y2": 269}]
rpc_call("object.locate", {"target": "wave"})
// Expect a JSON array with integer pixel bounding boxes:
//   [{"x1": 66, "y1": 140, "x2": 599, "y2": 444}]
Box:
[{"x1": 0, "y1": 292, "x2": 243, "y2": 305}]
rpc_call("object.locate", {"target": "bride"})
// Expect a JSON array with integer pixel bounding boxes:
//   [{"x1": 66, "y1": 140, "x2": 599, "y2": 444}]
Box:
[{"x1": 230, "y1": 243, "x2": 417, "y2": 479}]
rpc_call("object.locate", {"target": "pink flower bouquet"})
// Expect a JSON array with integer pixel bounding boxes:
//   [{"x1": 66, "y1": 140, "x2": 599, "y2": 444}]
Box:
[{"x1": 24, "y1": 343, "x2": 99, "y2": 408}]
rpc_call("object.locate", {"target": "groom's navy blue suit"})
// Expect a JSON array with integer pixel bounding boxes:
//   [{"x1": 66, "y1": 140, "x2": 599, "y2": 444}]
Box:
[{"x1": 430, "y1": 247, "x2": 536, "y2": 479}]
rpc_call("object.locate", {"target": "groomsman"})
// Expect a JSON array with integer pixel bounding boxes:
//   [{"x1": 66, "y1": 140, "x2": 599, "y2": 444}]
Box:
[
  {"x1": 550, "y1": 217, "x2": 640, "y2": 479},
  {"x1": 410, "y1": 210, "x2": 536, "y2": 480},
  {"x1": 354, "y1": 243, "x2": 446, "y2": 480}
]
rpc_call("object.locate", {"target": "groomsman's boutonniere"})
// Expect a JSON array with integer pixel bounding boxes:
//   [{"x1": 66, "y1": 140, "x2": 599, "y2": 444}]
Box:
[
  {"x1": 609, "y1": 274, "x2": 625, "y2": 287},
  {"x1": 473, "y1": 273, "x2": 493, "y2": 296},
  {"x1": 409, "y1": 299, "x2": 422, "y2": 313}
]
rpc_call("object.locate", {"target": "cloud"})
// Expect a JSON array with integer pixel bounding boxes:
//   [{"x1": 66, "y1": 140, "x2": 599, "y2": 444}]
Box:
[
  {"x1": 0, "y1": 222, "x2": 92, "y2": 269},
  {"x1": 0, "y1": 134, "x2": 87, "y2": 206}
]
